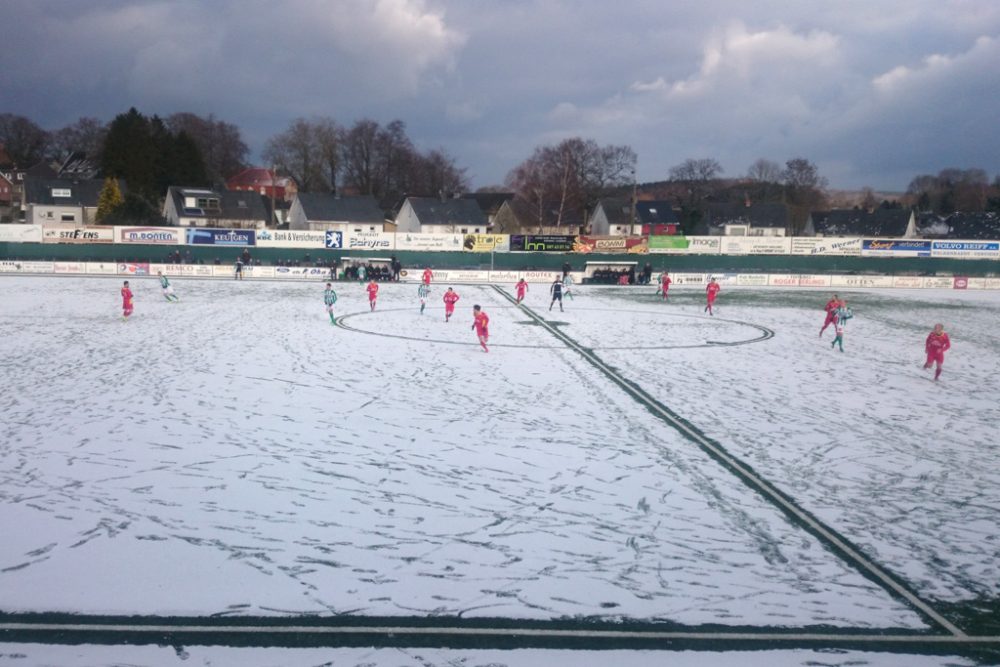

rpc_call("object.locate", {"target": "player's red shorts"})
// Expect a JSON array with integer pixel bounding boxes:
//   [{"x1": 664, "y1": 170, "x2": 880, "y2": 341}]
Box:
[
  {"x1": 476, "y1": 328, "x2": 489, "y2": 340},
  {"x1": 926, "y1": 351, "x2": 945, "y2": 365}
]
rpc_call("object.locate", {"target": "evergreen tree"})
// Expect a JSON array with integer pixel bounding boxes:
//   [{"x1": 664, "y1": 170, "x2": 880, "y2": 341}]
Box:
[{"x1": 96, "y1": 177, "x2": 124, "y2": 222}]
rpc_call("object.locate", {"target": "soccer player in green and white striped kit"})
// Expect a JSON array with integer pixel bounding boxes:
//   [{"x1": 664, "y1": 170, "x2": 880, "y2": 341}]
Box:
[
  {"x1": 323, "y1": 282, "x2": 338, "y2": 324},
  {"x1": 157, "y1": 271, "x2": 179, "y2": 302},
  {"x1": 418, "y1": 282, "x2": 431, "y2": 314}
]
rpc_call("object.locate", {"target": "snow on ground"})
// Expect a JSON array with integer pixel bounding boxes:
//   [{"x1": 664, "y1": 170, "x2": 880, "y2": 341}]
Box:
[
  {"x1": 0, "y1": 643, "x2": 982, "y2": 667},
  {"x1": 0, "y1": 276, "x2": 996, "y2": 640},
  {"x1": 576, "y1": 285, "x2": 1000, "y2": 603}
]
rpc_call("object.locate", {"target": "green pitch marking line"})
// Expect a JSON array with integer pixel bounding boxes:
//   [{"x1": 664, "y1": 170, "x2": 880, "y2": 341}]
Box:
[{"x1": 495, "y1": 285, "x2": 966, "y2": 638}]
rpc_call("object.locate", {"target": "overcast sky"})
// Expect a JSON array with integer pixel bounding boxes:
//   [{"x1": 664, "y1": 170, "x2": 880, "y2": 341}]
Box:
[{"x1": 4, "y1": 0, "x2": 999, "y2": 191}]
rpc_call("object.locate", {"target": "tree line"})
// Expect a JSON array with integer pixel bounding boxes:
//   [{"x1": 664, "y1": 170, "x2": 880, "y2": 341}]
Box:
[{"x1": 2, "y1": 110, "x2": 998, "y2": 229}]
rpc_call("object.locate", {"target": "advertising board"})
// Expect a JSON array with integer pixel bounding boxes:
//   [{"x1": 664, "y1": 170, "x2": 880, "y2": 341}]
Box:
[
  {"x1": 463, "y1": 234, "x2": 510, "y2": 252},
  {"x1": 0, "y1": 224, "x2": 43, "y2": 243},
  {"x1": 830, "y1": 275, "x2": 894, "y2": 288},
  {"x1": 344, "y1": 231, "x2": 395, "y2": 251},
  {"x1": 737, "y1": 274, "x2": 769, "y2": 286},
  {"x1": 720, "y1": 237, "x2": 792, "y2": 255},
  {"x1": 118, "y1": 262, "x2": 150, "y2": 276},
  {"x1": 922, "y1": 276, "x2": 955, "y2": 289},
  {"x1": 185, "y1": 228, "x2": 256, "y2": 246},
  {"x1": 86, "y1": 263, "x2": 118, "y2": 274},
  {"x1": 766, "y1": 274, "x2": 800, "y2": 287},
  {"x1": 861, "y1": 239, "x2": 931, "y2": 257},
  {"x1": 255, "y1": 229, "x2": 327, "y2": 248},
  {"x1": 790, "y1": 237, "x2": 862, "y2": 256},
  {"x1": 647, "y1": 235, "x2": 721, "y2": 254},
  {"x1": 509, "y1": 235, "x2": 576, "y2": 252},
  {"x1": 573, "y1": 235, "x2": 649, "y2": 254},
  {"x1": 395, "y1": 233, "x2": 462, "y2": 251},
  {"x1": 891, "y1": 276, "x2": 924, "y2": 288},
  {"x1": 116, "y1": 227, "x2": 182, "y2": 245},
  {"x1": 930, "y1": 241, "x2": 1000, "y2": 259},
  {"x1": 798, "y1": 274, "x2": 833, "y2": 287},
  {"x1": 53, "y1": 262, "x2": 85, "y2": 274},
  {"x1": 42, "y1": 226, "x2": 115, "y2": 244}
]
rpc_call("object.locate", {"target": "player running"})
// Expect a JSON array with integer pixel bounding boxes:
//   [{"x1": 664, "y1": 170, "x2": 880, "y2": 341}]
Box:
[
  {"x1": 366, "y1": 279, "x2": 379, "y2": 311},
  {"x1": 417, "y1": 282, "x2": 431, "y2": 314},
  {"x1": 924, "y1": 323, "x2": 951, "y2": 381},
  {"x1": 515, "y1": 278, "x2": 529, "y2": 303},
  {"x1": 820, "y1": 294, "x2": 840, "y2": 337},
  {"x1": 549, "y1": 277, "x2": 564, "y2": 312},
  {"x1": 472, "y1": 304, "x2": 490, "y2": 352},
  {"x1": 235, "y1": 258, "x2": 244, "y2": 280},
  {"x1": 705, "y1": 277, "x2": 720, "y2": 315},
  {"x1": 562, "y1": 273, "x2": 575, "y2": 300},
  {"x1": 157, "y1": 271, "x2": 179, "y2": 302},
  {"x1": 121, "y1": 280, "x2": 134, "y2": 321},
  {"x1": 422, "y1": 267, "x2": 434, "y2": 286},
  {"x1": 443, "y1": 287, "x2": 460, "y2": 322},
  {"x1": 831, "y1": 300, "x2": 853, "y2": 352},
  {"x1": 323, "y1": 282, "x2": 338, "y2": 324},
  {"x1": 658, "y1": 271, "x2": 672, "y2": 301}
]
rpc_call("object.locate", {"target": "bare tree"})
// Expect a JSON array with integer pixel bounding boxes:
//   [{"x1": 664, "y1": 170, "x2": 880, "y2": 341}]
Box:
[
  {"x1": 505, "y1": 137, "x2": 636, "y2": 229},
  {"x1": 0, "y1": 113, "x2": 49, "y2": 166},
  {"x1": 49, "y1": 117, "x2": 107, "y2": 162},
  {"x1": 263, "y1": 118, "x2": 328, "y2": 192},
  {"x1": 747, "y1": 158, "x2": 782, "y2": 183},
  {"x1": 782, "y1": 157, "x2": 828, "y2": 234},
  {"x1": 340, "y1": 119, "x2": 380, "y2": 196},
  {"x1": 167, "y1": 112, "x2": 249, "y2": 183}
]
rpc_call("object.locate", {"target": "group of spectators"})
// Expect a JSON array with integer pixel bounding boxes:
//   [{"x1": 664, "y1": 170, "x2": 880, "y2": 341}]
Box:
[{"x1": 589, "y1": 266, "x2": 637, "y2": 285}]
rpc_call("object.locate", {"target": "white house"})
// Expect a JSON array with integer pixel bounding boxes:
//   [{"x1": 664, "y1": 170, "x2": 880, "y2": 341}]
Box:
[
  {"x1": 395, "y1": 196, "x2": 489, "y2": 234},
  {"x1": 25, "y1": 179, "x2": 104, "y2": 225},
  {"x1": 287, "y1": 193, "x2": 386, "y2": 232},
  {"x1": 163, "y1": 186, "x2": 269, "y2": 229}
]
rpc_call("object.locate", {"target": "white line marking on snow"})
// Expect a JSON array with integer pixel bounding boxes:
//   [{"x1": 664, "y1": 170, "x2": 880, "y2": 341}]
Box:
[{"x1": 494, "y1": 286, "x2": 968, "y2": 638}]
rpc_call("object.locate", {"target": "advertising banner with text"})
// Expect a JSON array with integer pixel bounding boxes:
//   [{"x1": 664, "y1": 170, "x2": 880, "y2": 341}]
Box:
[
  {"x1": 344, "y1": 231, "x2": 395, "y2": 251},
  {"x1": 116, "y1": 227, "x2": 182, "y2": 245},
  {"x1": 255, "y1": 229, "x2": 327, "y2": 248},
  {"x1": 573, "y1": 235, "x2": 649, "y2": 254},
  {"x1": 790, "y1": 237, "x2": 862, "y2": 256},
  {"x1": 648, "y1": 236, "x2": 721, "y2": 254},
  {"x1": 42, "y1": 226, "x2": 115, "y2": 244},
  {"x1": 861, "y1": 239, "x2": 931, "y2": 257},
  {"x1": 720, "y1": 236, "x2": 792, "y2": 255},
  {"x1": 463, "y1": 233, "x2": 510, "y2": 252},
  {"x1": 930, "y1": 241, "x2": 1000, "y2": 259},
  {"x1": 185, "y1": 228, "x2": 256, "y2": 246},
  {"x1": 395, "y1": 233, "x2": 462, "y2": 251},
  {"x1": 509, "y1": 235, "x2": 576, "y2": 252},
  {"x1": 0, "y1": 224, "x2": 43, "y2": 243}
]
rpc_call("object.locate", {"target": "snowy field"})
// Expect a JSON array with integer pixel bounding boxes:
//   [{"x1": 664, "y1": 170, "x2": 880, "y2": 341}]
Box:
[{"x1": 1, "y1": 275, "x2": 998, "y2": 666}]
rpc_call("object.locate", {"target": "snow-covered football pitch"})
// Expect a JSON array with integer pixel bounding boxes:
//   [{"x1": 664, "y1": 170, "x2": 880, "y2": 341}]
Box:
[{"x1": 1, "y1": 275, "x2": 998, "y2": 666}]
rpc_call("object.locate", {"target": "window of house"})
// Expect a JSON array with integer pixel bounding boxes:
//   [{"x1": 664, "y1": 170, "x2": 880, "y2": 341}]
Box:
[
  {"x1": 197, "y1": 197, "x2": 220, "y2": 210},
  {"x1": 461, "y1": 228, "x2": 468, "y2": 234},
  {"x1": 61, "y1": 214, "x2": 76, "y2": 222}
]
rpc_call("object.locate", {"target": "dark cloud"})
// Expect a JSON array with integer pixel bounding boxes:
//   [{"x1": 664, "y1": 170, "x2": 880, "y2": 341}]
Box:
[{"x1": 3, "y1": 0, "x2": 999, "y2": 190}]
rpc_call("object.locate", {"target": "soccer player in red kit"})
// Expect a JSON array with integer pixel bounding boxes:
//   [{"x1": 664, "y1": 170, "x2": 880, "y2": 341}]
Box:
[
  {"x1": 366, "y1": 280, "x2": 379, "y2": 311},
  {"x1": 472, "y1": 304, "x2": 489, "y2": 352},
  {"x1": 820, "y1": 294, "x2": 840, "y2": 337},
  {"x1": 422, "y1": 267, "x2": 433, "y2": 286},
  {"x1": 121, "y1": 280, "x2": 134, "y2": 321},
  {"x1": 924, "y1": 323, "x2": 951, "y2": 381},
  {"x1": 705, "y1": 277, "x2": 720, "y2": 315},
  {"x1": 659, "y1": 271, "x2": 672, "y2": 300},
  {"x1": 443, "y1": 287, "x2": 460, "y2": 321},
  {"x1": 515, "y1": 278, "x2": 529, "y2": 303}
]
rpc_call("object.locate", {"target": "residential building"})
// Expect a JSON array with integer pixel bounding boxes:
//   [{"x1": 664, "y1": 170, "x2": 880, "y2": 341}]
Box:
[
  {"x1": 810, "y1": 208, "x2": 918, "y2": 238},
  {"x1": 461, "y1": 191, "x2": 515, "y2": 226},
  {"x1": 589, "y1": 198, "x2": 680, "y2": 236},
  {"x1": 163, "y1": 186, "x2": 269, "y2": 229},
  {"x1": 24, "y1": 178, "x2": 105, "y2": 225},
  {"x1": 287, "y1": 193, "x2": 385, "y2": 232},
  {"x1": 705, "y1": 202, "x2": 790, "y2": 236},
  {"x1": 491, "y1": 197, "x2": 585, "y2": 235},
  {"x1": 227, "y1": 167, "x2": 297, "y2": 201},
  {"x1": 395, "y1": 196, "x2": 489, "y2": 234}
]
